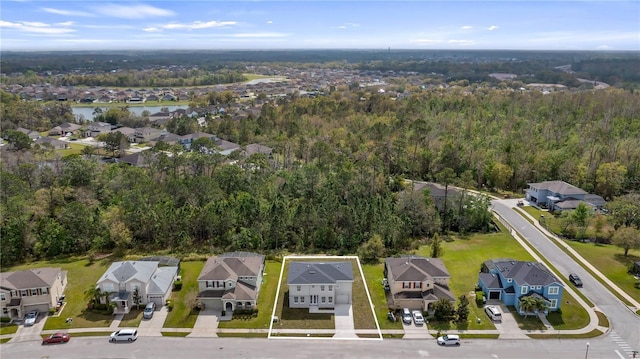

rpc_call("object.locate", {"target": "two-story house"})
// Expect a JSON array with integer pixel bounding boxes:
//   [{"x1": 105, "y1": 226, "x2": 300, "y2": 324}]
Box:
[
  {"x1": 525, "y1": 180, "x2": 605, "y2": 212},
  {"x1": 95, "y1": 261, "x2": 178, "y2": 314},
  {"x1": 384, "y1": 256, "x2": 455, "y2": 312},
  {"x1": 133, "y1": 127, "x2": 163, "y2": 143},
  {"x1": 287, "y1": 261, "x2": 353, "y2": 311},
  {"x1": 84, "y1": 121, "x2": 112, "y2": 138},
  {"x1": 0, "y1": 268, "x2": 67, "y2": 320},
  {"x1": 196, "y1": 252, "x2": 265, "y2": 313},
  {"x1": 478, "y1": 259, "x2": 563, "y2": 315}
]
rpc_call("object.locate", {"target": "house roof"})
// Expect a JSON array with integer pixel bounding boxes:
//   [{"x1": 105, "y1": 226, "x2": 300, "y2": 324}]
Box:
[
  {"x1": 409, "y1": 181, "x2": 460, "y2": 198},
  {"x1": 479, "y1": 272, "x2": 502, "y2": 290},
  {"x1": 0, "y1": 268, "x2": 65, "y2": 290},
  {"x1": 554, "y1": 199, "x2": 584, "y2": 210},
  {"x1": 98, "y1": 261, "x2": 158, "y2": 285},
  {"x1": 244, "y1": 144, "x2": 273, "y2": 156},
  {"x1": 287, "y1": 262, "x2": 354, "y2": 285},
  {"x1": 584, "y1": 194, "x2": 606, "y2": 207},
  {"x1": 147, "y1": 266, "x2": 179, "y2": 295},
  {"x1": 385, "y1": 256, "x2": 450, "y2": 282},
  {"x1": 485, "y1": 259, "x2": 561, "y2": 287},
  {"x1": 198, "y1": 252, "x2": 265, "y2": 281},
  {"x1": 528, "y1": 181, "x2": 587, "y2": 196}
]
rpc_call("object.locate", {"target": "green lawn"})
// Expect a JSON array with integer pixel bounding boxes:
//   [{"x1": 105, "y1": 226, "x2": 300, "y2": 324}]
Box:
[
  {"x1": 361, "y1": 263, "x2": 402, "y2": 330},
  {"x1": 0, "y1": 323, "x2": 18, "y2": 335},
  {"x1": 161, "y1": 331, "x2": 190, "y2": 337},
  {"x1": 56, "y1": 143, "x2": 90, "y2": 157},
  {"x1": 119, "y1": 308, "x2": 144, "y2": 327},
  {"x1": 163, "y1": 261, "x2": 204, "y2": 329},
  {"x1": 546, "y1": 292, "x2": 590, "y2": 330},
  {"x1": 0, "y1": 338, "x2": 11, "y2": 344},
  {"x1": 218, "y1": 260, "x2": 282, "y2": 329},
  {"x1": 417, "y1": 231, "x2": 536, "y2": 330},
  {"x1": 7, "y1": 257, "x2": 114, "y2": 330}
]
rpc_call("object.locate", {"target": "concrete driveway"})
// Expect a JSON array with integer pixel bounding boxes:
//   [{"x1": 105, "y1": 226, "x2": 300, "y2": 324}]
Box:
[
  {"x1": 188, "y1": 308, "x2": 220, "y2": 337},
  {"x1": 402, "y1": 316, "x2": 429, "y2": 339},
  {"x1": 488, "y1": 303, "x2": 529, "y2": 339},
  {"x1": 10, "y1": 314, "x2": 47, "y2": 343},
  {"x1": 137, "y1": 306, "x2": 168, "y2": 337},
  {"x1": 333, "y1": 304, "x2": 356, "y2": 339}
]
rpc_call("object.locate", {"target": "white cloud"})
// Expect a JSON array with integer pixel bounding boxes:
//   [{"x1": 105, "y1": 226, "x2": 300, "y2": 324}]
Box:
[
  {"x1": 232, "y1": 32, "x2": 289, "y2": 38},
  {"x1": 148, "y1": 20, "x2": 237, "y2": 31},
  {"x1": 461, "y1": 26, "x2": 472, "y2": 30},
  {"x1": 143, "y1": 27, "x2": 161, "y2": 32},
  {"x1": 94, "y1": 4, "x2": 175, "y2": 19},
  {"x1": 337, "y1": 22, "x2": 359, "y2": 30},
  {"x1": 448, "y1": 39, "x2": 474, "y2": 45},
  {"x1": 0, "y1": 20, "x2": 75, "y2": 34},
  {"x1": 411, "y1": 38, "x2": 444, "y2": 44},
  {"x1": 56, "y1": 21, "x2": 75, "y2": 27},
  {"x1": 41, "y1": 7, "x2": 93, "y2": 17},
  {"x1": 267, "y1": 20, "x2": 273, "y2": 24},
  {"x1": 488, "y1": 25, "x2": 499, "y2": 31}
]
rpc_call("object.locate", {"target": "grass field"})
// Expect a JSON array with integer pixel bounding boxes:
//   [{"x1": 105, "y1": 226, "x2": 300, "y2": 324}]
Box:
[
  {"x1": 161, "y1": 331, "x2": 190, "y2": 337},
  {"x1": 361, "y1": 263, "x2": 403, "y2": 330},
  {"x1": 163, "y1": 261, "x2": 204, "y2": 329},
  {"x1": 119, "y1": 308, "x2": 144, "y2": 328},
  {"x1": 218, "y1": 260, "x2": 282, "y2": 329},
  {"x1": 7, "y1": 257, "x2": 114, "y2": 330},
  {"x1": 0, "y1": 324, "x2": 18, "y2": 335}
]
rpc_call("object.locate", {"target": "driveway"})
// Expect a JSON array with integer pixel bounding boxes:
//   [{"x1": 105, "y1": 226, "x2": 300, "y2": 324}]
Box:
[
  {"x1": 402, "y1": 317, "x2": 429, "y2": 339},
  {"x1": 188, "y1": 308, "x2": 219, "y2": 337},
  {"x1": 137, "y1": 306, "x2": 168, "y2": 337},
  {"x1": 485, "y1": 303, "x2": 528, "y2": 339},
  {"x1": 333, "y1": 304, "x2": 356, "y2": 339},
  {"x1": 10, "y1": 314, "x2": 47, "y2": 343}
]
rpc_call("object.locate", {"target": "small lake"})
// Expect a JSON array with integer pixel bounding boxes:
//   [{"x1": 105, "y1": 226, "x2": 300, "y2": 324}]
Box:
[{"x1": 72, "y1": 105, "x2": 189, "y2": 121}]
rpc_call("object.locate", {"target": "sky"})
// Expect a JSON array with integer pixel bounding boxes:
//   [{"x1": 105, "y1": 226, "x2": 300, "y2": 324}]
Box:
[{"x1": 1, "y1": 1, "x2": 639, "y2": 51}]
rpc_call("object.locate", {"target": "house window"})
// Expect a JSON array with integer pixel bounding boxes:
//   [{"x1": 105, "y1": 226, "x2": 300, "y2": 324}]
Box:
[
  {"x1": 297, "y1": 286, "x2": 301, "y2": 292},
  {"x1": 31, "y1": 289, "x2": 38, "y2": 296},
  {"x1": 414, "y1": 282, "x2": 422, "y2": 289},
  {"x1": 42, "y1": 287, "x2": 48, "y2": 294},
  {"x1": 548, "y1": 286, "x2": 559, "y2": 295},
  {"x1": 507, "y1": 278, "x2": 512, "y2": 283},
  {"x1": 549, "y1": 299, "x2": 558, "y2": 308},
  {"x1": 328, "y1": 297, "x2": 333, "y2": 303},
  {"x1": 521, "y1": 285, "x2": 528, "y2": 294},
  {"x1": 2, "y1": 308, "x2": 7, "y2": 314},
  {"x1": 0, "y1": 293, "x2": 5, "y2": 301},
  {"x1": 21, "y1": 290, "x2": 28, "y2": 297},
  {"x1": 328, "y1": 285, "x2": 333, "y2": 292},
  {"x1": 294, "y1": 297, "x2": 299, "y2": 303},
  {"x1": 300, "y1": 297, "x2": 305, "y2": 303},
  {"x1": 402, "y1": 282, "x2": 411, "y2": 289},
  {"x1": 322, "y1": 297, "x2": 326, "y2": 303},
  {"x1": 536, "y1": 285, "x2": 542, "y2": 290},
  {"x1": 321, "y1": 285, "x2": 325, "y2": 291}
]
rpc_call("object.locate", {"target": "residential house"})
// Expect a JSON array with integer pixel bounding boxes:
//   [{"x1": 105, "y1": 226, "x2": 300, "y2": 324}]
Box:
[
  {"x1": 384, "y1": 256, "x2": 455, "y2": 311},
  {"x1": 410, "y1": 181, "x2": 460, "y2": 211},
  {"x1": 215, "y1": 138, "x2": 241, "y2": 156},
  {"x1": 478, "y1": 259, "x2": 563, "y2": 315},
  {"x1": 84, "y1": 121, "x2": 112, "y2": 138},
  {"x1": 118, "y1": 151, "x2": 156, "y2": 167},
  {"x1": 112, "y1": 127, "x2": 136, "y2": 142},
  {"x1": 525, "y1": 180, "x2": 605, "y2": 212},
  {"x1": 48, "y1": 122, "x2": 82, "y2": 136},
  {"x1": 149, "y1": 111, "x2": 171, "y2": 126},
  {"x1": 133, "y1": 127, "x2": 163, "y2": 143},
  {"x1": 0, "y1": 268, "x2": 67, "y2": 320},
  {"x1": 95, "y1": 260, "x2": 178, "y2": 314},
  {"x1": 196, "y1": 252, "x2": 265, "y2": 312},
  {"x1": 16, "y1": 127, "x2": 40, "y2": 140},
  {"x1": 34, "y1": 137, "x2": 68, "y2": 150},
  {"x1": 177, "y1": 132, "x2": 218, "y2": 151},
  {"x1": 243, "y1": 143, "x2": 273, "y2": 158},
  {"x1": 287, "y1": 261, "x2": 353, "y2": 311}
]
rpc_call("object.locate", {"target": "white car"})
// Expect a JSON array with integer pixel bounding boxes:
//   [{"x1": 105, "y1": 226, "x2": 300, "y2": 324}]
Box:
[
  {"x1": 437, "y1": 334, "x2": 460, "y2": 346},
  {"x1": 412, "y1": 310, "x2": 425, "y2": 326},
  {"x1": 401, "y1": 308, "x2": 412, "y2": 324},
  {"x1": 24, "y1": 311, "x2": 38, "y2": 326}
]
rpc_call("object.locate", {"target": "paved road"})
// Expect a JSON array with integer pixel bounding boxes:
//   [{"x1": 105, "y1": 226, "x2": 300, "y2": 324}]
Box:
[
  {"x1": 0, "y1": 336, "x2": 628, "y2": 359},
  {"x1": 492, "y1": 199, "x2": 640, "y2": 355}
]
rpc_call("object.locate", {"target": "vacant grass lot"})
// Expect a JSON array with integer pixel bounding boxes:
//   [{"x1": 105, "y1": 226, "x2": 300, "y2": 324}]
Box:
[
  {"x1": 163, "y1": 261, "x2": 204, "y2": 329},
  {"x1": 218, "y1": 260, "x2": 282, "y2": 329},
  {"x1": 361, "y1": 263, "x2": 402, "y2": 330},
  {"x1": 7, "y1": 257, "x2": 114, "y2": 330}
]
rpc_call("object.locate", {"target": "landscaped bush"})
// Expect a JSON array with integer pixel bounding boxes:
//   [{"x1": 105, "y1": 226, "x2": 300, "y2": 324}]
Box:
[
  {"x1": 48, "y1": 308, "x2": 56, "y2": 316},
  {"x1": 166, "y1": 300, "x2": 174, "y2": 312},
  {"x1": 173, "y1": 280, "x2": 182, "y2": 291},
  {"x1": 0, "y1": 317, "x2": 10, "y2": 323},
  {"x1": 475, "y1": 291, "x2": 485, "y2": 307},
  {"x1": 232, "y1": 308, "x2": 258, "y2": 319}
]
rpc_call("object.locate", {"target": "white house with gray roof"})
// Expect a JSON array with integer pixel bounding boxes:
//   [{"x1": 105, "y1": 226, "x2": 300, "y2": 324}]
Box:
[
  {"x1": 287, "y1": 262, "x2": 353, "y2": 311},
  {"x1": 96, "y1": 261, "x2": 178, "y2": 314}
]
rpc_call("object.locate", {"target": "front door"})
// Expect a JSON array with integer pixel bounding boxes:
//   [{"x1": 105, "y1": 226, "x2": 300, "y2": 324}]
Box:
[{"x1": 310, "y1": 295, "x2": 318, "y2": 305}]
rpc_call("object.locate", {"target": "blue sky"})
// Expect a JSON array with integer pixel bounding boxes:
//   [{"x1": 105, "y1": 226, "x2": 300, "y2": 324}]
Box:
[{"x1": 1, "y1": 1, "x2": 639, "y2": 51}]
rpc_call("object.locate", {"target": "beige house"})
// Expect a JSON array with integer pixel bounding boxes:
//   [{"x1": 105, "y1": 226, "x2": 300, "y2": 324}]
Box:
[
  {"x1": 0, "y1": 268, "x2": 67, "y2": 320},
  {"x1": 384, "y1": 256, "x2": 455, "y2": 311},
  {"x1": 196, "y1": 252, "x2": 265, "y2": 312}
]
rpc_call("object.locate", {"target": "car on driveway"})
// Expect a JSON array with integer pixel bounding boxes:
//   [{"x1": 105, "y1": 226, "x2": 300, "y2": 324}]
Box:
[
  {"x1": 42, "y1": 332, "x2": 70, "y2": 345},
  {"x1": 143, "y1": 302, "x2": 156, "y2": 319},
  {"x1": 437, "y1": 334, "x2": 460, "y2": 346},
  {"x1": 24, "y1": 311, "x2": 38, "y2": 326},
  {"x1": 412, "y1": 310, "x2": 425, "y2": 326},
  {"x1": 569, "y1": 273, "x2": 583, "y2": 287},
  {"x1": 401, "y1": 308, "x2": 413, "y2": 324}
]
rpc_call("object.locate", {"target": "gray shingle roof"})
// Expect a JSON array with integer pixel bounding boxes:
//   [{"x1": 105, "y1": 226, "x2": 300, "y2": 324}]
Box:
[
  {"x1": 198, "y1": 252, "x2": 265, "y2": 281},
  {"x1": 0, "y1": 268, "x2": 64, "y2": 290},
  {"x1": 528, "y1": 180, "x2": 587, "y2": 196},
  {"x1": 99, "y1": 261, "x2": 158, "y2": 285},
  {"x1": 385, "y1": 256, "x2": 450, "y2": 282},
  {"x1": 489, "y1": 260, "x2": 560, "y2": 287},
  {"x1": 287, "y1": 262, "x2": 354, "y2": 285}
]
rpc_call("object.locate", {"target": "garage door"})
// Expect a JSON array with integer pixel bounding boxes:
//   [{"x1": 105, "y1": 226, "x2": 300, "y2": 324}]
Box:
[
  {"x1": 24, "y1": 303, "x2": 50, "y2": 314},
  {"x1": 148, "y1": 296, "x2": 164, "y2": 307},
  {"x1": 336, "y1": 294, "x2": 350, "y2": 304},
  {"x1": 489, "y1": 291, "x2": 500, "y2": 300},
  {"x1": 199, "y1": 298, "x2": 223, "y2": 310}
]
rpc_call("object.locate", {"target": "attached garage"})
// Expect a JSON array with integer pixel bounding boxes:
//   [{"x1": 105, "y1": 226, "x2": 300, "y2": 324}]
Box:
[
  {"x1": 488, "y1": 291, "x2": 501, "y2": 300},
  {"x1": 336, "y1": 294, "x2": 350, "y2": 304},
  {"x1": 147, "y1": 295, "x2": 165, "y2": 307},
  {"x1": 23, "y1": 303, "x2": 50, "y2": 314},
  {"x1": 198, "y1": 297, "x2": 223, "y2": 310}
]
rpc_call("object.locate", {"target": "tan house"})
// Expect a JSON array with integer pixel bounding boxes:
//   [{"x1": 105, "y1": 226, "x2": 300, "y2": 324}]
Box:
[
  {"x1": 196, "y1": 252, "x2": 265, "y2": 312},
  {"x1": 0, "y1": 268, "x2": 67, "y2": 320},
  {"x1": 384, "y1": 256, "x2": 455, "y2": 311}
]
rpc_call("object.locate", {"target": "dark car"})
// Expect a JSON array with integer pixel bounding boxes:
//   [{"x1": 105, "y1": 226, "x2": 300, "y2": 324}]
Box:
[
  {"x1": 42, "y1": 332, "x2": 70, "y2": 344},
  {"x1": 569, "y1": 273, "x2": 583, "y2": 287}
]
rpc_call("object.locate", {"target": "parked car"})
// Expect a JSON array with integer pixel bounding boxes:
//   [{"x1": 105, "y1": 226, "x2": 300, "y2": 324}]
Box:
[
  {"x1": 143, "y1": 302, "x2": 156, "y2": 319},
  {"x1": 110, "y1": 329, "x2": 138, "y2": 342},
  {"x1": 42, "y1": 332, "x2": 70, "y2": 345},
  {"x1": 412, "y1": 310, "x2": 425, "y2": 326},
  {"x1": 401, "y1": 308, "x2": 413, "y2": 324},
  {"x1": 484, "y1": 305, "x2": 502, "y2": 321},
  {"x1": 24, "y1": 311, "x2": 38, "y2": 326},
  {"x1": 569, "y1": 273, "x2": 583, "y2": 287},
  {"x1": 437, "y1": 334, "x2": 460, "y2": 346}
]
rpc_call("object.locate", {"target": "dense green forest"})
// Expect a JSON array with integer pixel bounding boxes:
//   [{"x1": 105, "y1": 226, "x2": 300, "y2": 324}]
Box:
[{"x1": 1, "y1": 84, "x2": 640, "y2": 266}]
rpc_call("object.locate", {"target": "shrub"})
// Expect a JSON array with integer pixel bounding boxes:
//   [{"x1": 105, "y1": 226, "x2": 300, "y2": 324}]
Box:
[
  {"x1": 166, "y1": 300, "x2": 174, "y2": 312},
  {"x1": 48, "y1": 308, "x2": 56, "y2": 316},
  {"x1": 475, "y1": 291, "x2": 485, "y2": 307},
  {"x1": 173, "y1": 280, "x2": 182, "y2": 291},
  {"x1": 0, "y1": 317, "x2": 11, "y2": 323},
  {"x1": 634, "y1": 281, "x2": 640, "y2": 289}
]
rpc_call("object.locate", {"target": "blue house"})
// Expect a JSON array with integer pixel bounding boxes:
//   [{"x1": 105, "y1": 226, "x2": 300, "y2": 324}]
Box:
[
  {"x1": 525, "y1": 180, "x2": 606, "y2": 212},
  {"x1": 478, "y1": 259, "x2": 563, "y2": 315}
]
